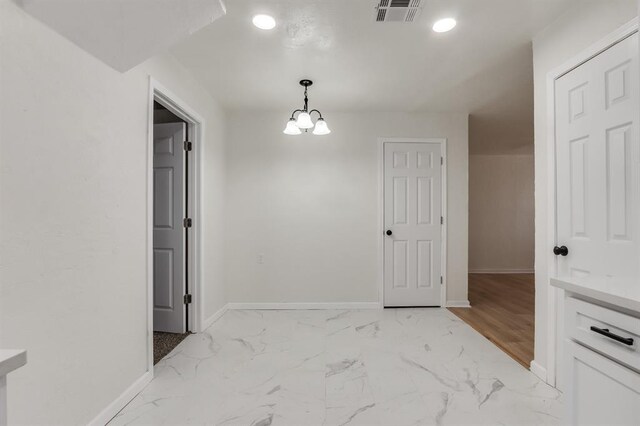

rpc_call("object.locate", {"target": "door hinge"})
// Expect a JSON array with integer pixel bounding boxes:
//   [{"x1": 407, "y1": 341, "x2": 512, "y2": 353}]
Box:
[
  {"x1": 184, "y1": 141, "x2": 193, "y2": 152},
  {"x1": 184, "y1": 294, "x2": 192, "y2": 304},
  {"x1": 441, "y1": 157, "x2": 443, "y2": 165},
  {"x1": 440, "y1": 276, "x2": 443, "y2": 285},
  {"x1": 440, "y1": 216, "x2": 443, "y2": 225},
  {"x1": 183, "y1": 218, "x2": 193, "y2": 228}
]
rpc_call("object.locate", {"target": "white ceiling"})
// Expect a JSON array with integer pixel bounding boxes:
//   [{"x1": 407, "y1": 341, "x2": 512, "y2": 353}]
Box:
[
  {"x1": 171, "y1": 0, "x2": 583, "y2": 154},
  {"x1": 16, "y1": 0, "x2": 226, "y2": 72}
]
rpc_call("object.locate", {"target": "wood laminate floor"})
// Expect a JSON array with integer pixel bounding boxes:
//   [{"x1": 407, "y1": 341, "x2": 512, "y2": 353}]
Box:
[{"x1": 448, "y1": 273, "x2": 534, "y2": 368}]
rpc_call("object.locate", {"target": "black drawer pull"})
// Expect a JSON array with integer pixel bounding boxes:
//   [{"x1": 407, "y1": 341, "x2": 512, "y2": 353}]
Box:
[{"x1": 590, "y1": 326, "x2": 634, "y2": 346}]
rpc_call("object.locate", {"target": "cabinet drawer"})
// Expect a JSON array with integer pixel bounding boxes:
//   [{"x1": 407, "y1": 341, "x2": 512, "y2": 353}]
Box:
[
  {"x1": 565, "y1": 341, "x2": 640, "y2": 425},
  {"x1": 566, "y1": 296, "x2": 640, "y2": 371}
]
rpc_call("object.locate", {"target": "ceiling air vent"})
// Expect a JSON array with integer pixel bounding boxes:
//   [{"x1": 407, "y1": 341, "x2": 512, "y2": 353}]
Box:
[{"x1": 375, "y1": 0, "x2": 423, "y2": 23}]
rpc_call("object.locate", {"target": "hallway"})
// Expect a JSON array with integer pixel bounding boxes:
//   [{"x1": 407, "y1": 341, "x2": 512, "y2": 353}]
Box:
[
  {"x1": 449, "y1": 274, "x2": 535, "y2": 368},
  {"x1": 111, "y1": 308, "x2": 558, "y2": 425}
]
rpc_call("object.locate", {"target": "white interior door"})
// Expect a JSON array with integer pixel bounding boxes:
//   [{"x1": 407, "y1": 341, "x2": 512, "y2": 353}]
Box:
[
  {"x1": 556, "y1": 32, "x2": 640, "y2": 287},
  {"x1": 555, "y1": 33, "x2": 640, "y2": 388},
  {"x1": 384, "y1": 142, "x2": 442, "y2": 307},
  {"x1": 153, "y1": 123, "x2": 187, "y2": 333}
]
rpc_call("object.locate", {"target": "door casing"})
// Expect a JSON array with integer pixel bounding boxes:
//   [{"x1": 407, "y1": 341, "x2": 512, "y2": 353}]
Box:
[
  {"x1": 147, "y1": 78, "x2": 204, "y2": 373},
  {"x1": 378, "y1": 138, "x2": 448, "y2": 308},
  {"x1": 543, "y1": 18, "x2": 639, "y2": 389}
]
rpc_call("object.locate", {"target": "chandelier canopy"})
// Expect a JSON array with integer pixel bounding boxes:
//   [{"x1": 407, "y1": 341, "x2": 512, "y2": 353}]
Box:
[{"x1": 283, "y1": 80, "x2": 331, "y2": 136}]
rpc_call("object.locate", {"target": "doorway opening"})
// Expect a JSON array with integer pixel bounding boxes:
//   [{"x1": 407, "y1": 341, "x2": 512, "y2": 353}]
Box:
[
  {"x1": 147, "y1": 80, "x2": 203, "y2": 368},
  {"x1": 152, "y1": 101, "x2": 190, "y2": 363},
  {"x1": 449, "y1": 132, "x2": 536, "y2": 369}
]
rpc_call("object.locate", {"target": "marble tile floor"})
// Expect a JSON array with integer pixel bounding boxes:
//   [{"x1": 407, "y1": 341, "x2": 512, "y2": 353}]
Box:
[{"x1": 109, "y1": 309, "x2": 562, "y2": 426}]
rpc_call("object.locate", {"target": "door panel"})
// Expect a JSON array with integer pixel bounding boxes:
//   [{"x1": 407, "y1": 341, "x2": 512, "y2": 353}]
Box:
[
  {"x1": 569, "y1": 136, "x2": 588, "y2": 239},
  {"x1": 417, "y1": 177, "x2": 433, "y2": 224},
  {"x1": 393, "y1": 240, "x2": 408, "y2": 288},
  {"x1": 393, "y1": 177, "x2": 408, "y2": 224},
  {"x1": 417, "y1": 240, "x2": 432, "y2": 288},
  {"x1": 154, "y1": 167, "x2": 174, "y2": 228},
  {"x1": 153, "y1": 249, "x2": 174, "y2": 309},
  {"x1": 606, "y1": 124, "x2": 632, "y2": 241},
  {"x1": 153, "y1": 122, "x2": 186, "y2": 333},
  {"x1": 384, "y1": 142, "x2": 442, "y2": 307}
]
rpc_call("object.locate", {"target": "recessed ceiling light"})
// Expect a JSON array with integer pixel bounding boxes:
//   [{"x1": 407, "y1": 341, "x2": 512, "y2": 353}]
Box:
[
  {"x1": 252, "y1": 14, "x2": 276, "y2": 30},
  {"x1": 433, "y1": 18, "x2": 456, "y2": 33}
]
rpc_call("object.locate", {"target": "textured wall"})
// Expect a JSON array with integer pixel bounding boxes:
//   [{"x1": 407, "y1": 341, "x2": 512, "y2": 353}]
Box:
[
  {"x1": 469, "y1": 155, "x2": 534, "y2": 273},
  {"x1": 225, "y1": 111, "x2": 469, "y2": 305},
  {"x1": 0, "y1": 2, "x2": 227, "y2": 423}
]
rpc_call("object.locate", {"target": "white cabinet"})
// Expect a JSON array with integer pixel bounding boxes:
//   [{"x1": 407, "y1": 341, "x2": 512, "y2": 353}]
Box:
[
  {"x1": 565, "y1": 340, "x2": 640, "y2": 425},
  {"x1": 550, "y1": 23, "x2": 640, "y2": 424},
  {"x1": 562, "y1": 294, "x2": 640, "y2": 426},
  {"x1": 566, "y1": 296, "x2": 640, "y2": 370}
]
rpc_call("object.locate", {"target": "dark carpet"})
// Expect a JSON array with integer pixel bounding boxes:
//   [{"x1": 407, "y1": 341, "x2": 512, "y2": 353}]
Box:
[{"x1": 153, "y1": 331, "x2": 190, "y2": 365}]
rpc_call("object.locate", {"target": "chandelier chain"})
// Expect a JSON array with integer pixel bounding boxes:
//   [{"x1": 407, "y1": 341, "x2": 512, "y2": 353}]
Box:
[{"x1": 303, "y1": 86, "x2": 309, "y2": 112}]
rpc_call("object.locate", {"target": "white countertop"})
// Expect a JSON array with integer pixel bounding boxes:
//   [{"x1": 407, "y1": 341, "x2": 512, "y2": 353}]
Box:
[
  {"x1": 551, "y1": 277, "x2": 640, "y2": 314},
  {"x1": 0, "y1": 350, "x2": 27, "y2": 377}
]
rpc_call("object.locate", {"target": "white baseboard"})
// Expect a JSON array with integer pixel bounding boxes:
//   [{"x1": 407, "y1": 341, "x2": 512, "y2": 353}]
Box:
[
  {"x1": 529, "y1": 360, "x2": 547, "y2": 382},
  {"x1": 445, "y1": 300, "x2": 471, "y2": 308},
  {"x1": 89, "y1": 371, "x2": 152, "y2": 426},
  {"x1": 469, "y1": 269, "x2": 534, "y2": 274},
  {"x1": 226, "y1": 302, "x2": 381, "y2": 310},
  {"x1": 201, "y1": 303, "x2": 229, "y2": 331}
]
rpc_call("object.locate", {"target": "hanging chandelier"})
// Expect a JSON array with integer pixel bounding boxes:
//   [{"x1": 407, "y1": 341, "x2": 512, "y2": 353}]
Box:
[{"x1": 283, "y1": 80, "x2": 331, "y2": 136}]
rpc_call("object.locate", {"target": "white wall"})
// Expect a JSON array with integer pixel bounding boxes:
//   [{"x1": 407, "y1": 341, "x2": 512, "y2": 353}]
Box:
[
  {"x1": 225, "y1": 111, "x2": 469, "y2": 305},
  {"x1": 469, "y1": 154, "x2": 534, "y2": 273},
  {"x1": 532, "y1": 0, "x2": 637, "y2": 379},
  {"x1": 0, "y1": 1, "x2": 226, "y2": 424}
]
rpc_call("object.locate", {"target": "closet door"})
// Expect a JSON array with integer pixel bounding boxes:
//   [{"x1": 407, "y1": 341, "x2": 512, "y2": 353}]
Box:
[
  {"x1": 153, "y1": 123, "x2": 187, "y2": 333},
  {"x1": 555, "y1": 33, "x2": 640, "y2": 286},
  {"x1": 383, "y1": 142, "x2": 443, "y2": 307}
]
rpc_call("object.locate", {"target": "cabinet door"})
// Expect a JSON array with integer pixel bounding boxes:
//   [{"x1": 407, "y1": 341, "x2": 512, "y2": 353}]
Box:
[{"x1": 566, "y1": 341, "x2": 640, "y2": 425}]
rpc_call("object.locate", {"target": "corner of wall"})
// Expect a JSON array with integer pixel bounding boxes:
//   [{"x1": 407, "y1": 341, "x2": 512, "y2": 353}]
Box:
[
  {"x1": 529, "y1": 359, "x2": 548, "y2": 383},
  {"x1": 88, "y1": 372, "x2": 153, "y2": 426},
  {"x1": 202, "y1": 303, "x2": 229, "y2": 331},
  {"x1": 445, "y1": 300, "x2": 471, "y2": 308}
]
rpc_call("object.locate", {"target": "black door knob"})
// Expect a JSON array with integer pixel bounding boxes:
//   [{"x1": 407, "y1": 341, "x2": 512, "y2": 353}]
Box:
[
  {"x1": 553, "y1": 246, "x2": 569, "y2": 256},
  {"x1": 386, "y1": 230, "x2": 392, "y2": 236}
]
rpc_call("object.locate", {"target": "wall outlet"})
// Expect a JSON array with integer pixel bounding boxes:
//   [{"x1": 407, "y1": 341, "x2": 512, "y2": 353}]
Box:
[{"x1": 257, "y1": 254, "x2": 265, "y2": 264}]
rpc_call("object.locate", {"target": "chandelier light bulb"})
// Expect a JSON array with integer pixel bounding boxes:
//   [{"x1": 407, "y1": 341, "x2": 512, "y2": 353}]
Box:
[
  {"x1": 312, "y1": 118, "x2": 331, "y2": 135},
  {"x1": 295, "y1": 112, "x2": 314, "y2": 129},
  {"x1": 283, "y1": 118, "x2": 302, "y2": 135}
]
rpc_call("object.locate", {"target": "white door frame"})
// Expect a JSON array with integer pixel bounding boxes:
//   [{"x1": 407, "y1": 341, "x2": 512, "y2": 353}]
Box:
[
  {"x1": 378, "y1": 138, "x2": 448, "y2": 308},
  {"x1": 146, "y1": 77, "x2": 205, "y2": 372},
  {"x1": 543, "y1": 18, "x2": 639, "y2": 387}
]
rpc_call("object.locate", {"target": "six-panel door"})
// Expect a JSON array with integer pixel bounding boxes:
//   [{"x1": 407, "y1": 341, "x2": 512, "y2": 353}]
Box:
[
  {"x1": 555, "y1": 33, "x2": 640, "y2": 287},
  {"x1": 384, "y1": 142, "x2": 442, "y2": 307},
  {"x1": 153, "y1": 122, "x2": 187, "y2": 333}
]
